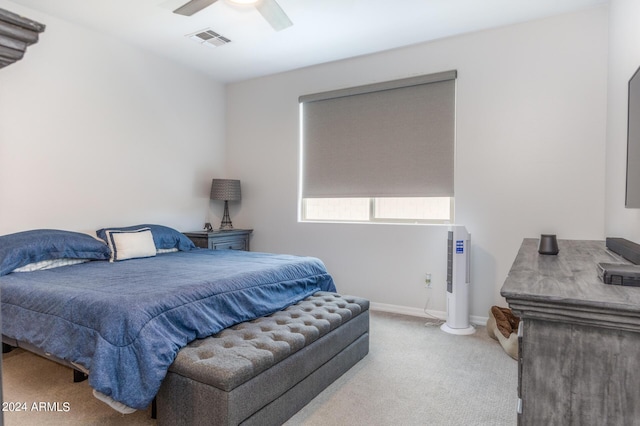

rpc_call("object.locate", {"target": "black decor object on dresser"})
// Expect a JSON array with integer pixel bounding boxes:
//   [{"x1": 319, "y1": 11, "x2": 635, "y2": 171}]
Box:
[
  {"x1": 501, "y1": 238, "x2": 640, "y2": 425},
  {"x1": 184, "y1": 229, "x2": 252, "y2": 251}
]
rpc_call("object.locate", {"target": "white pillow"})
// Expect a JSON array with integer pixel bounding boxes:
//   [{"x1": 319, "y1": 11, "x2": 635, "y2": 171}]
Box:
[
  {"x1": 13, "y1": 258, "x2": 88, "y2": 272},
  {"x1": 105, "y1": 228, "x2": 156, "y2": 262},
  {"x1": 156, "y1": 247, "x2": 178, "y2": 254}
]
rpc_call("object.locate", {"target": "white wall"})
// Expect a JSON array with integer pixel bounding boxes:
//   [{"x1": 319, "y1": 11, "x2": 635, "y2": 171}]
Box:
[
  {"x1": 226, "y1": 7, "x2": 608, "y2": 318},
  {"x1": 605, "y1": 0, "x2": 640, "y2": 239},
  {"x1": 0, "y1": 2, "x2": 610, "y2": 319},
  {"x1": 0, "y1": 1, "x2": 226, "y2": 235}
]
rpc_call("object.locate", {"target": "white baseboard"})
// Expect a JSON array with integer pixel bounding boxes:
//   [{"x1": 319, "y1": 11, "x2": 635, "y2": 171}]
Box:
[
  {"x1": 370, "y1": 301, "x2": 446, "y2": 320},
  {"x1": 370, "y1": 302, "x2": 488, "y2": 327}
]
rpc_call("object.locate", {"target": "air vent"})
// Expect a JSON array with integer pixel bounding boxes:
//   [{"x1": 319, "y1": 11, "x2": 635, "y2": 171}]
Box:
[{"x1": 186, "y1": 28, "x2": 231, "y2": 48}]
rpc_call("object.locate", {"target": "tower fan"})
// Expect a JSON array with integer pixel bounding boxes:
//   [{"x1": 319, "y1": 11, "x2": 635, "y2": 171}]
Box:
[{"x1": 441, "y1": 225, "x2": 475, "y2": 335}]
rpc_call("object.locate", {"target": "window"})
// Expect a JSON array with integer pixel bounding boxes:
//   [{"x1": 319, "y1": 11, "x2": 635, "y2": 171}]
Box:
[
  {"x1": 299, "y1": 71, "x2": 456, "y2": 224},
  {"x1": 373, "y1": 197, "x2": 452, "y2": 222},
  {"x1": 302, "y1": 197, "x2": 452, "y2": 223},
  {"x1": 303, "y1": 198, "x2": 370, "y2": 221}
]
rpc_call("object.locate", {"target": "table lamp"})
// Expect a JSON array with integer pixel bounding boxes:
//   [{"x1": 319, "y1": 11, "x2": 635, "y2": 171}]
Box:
[{"x1": 210, "y1": 179, "x2": 241, "y2": 230}]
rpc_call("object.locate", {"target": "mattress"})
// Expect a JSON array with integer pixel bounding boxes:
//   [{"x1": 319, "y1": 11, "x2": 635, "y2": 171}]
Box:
[{"x1": 0, "y1": 249, "x2": 336, "y2": 410}]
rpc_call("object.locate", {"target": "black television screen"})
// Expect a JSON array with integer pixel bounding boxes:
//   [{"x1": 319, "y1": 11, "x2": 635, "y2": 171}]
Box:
[{"x1": 627, "y1": 66, "x2": 640, "y2": 208}]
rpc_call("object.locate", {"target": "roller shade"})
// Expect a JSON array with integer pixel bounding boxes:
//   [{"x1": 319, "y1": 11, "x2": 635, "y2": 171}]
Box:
[{"x1": 300, "y1": 70, "x2": 456, "y2": 198}]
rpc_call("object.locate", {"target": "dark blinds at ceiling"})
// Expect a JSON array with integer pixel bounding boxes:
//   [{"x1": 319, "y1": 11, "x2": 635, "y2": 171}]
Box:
[{"x1": 299, "y1": 70, "x2": 456, "y2": 199}]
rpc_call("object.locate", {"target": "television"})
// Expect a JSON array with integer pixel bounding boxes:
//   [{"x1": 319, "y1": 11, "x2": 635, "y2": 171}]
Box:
[{"x1": 626, "y1": 65, "x2": 640, "y2": 208}]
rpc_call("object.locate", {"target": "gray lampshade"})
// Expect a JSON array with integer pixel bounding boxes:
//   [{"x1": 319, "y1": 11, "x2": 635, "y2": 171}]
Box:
[{"x1": 210, "y1": 179, "x2": 241, "y2": 201}]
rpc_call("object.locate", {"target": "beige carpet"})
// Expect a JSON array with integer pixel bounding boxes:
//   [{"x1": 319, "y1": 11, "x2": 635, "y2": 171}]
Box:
[{"x1": 2, "y1": 311, "x2": 517, "y2": 426}]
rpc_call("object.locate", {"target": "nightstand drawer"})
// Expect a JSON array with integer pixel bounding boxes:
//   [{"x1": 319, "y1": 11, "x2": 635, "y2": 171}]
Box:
[
  {"x1": 184, "y1": 229, "x2": 253, "y2": 252},
  {"x1": 210, "y1": 239, "x2": 246, "y2": 251}
]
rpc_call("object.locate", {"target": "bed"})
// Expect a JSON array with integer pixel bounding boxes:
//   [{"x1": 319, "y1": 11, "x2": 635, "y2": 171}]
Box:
[{"x1": 0, "y1": 225, "x2": 336, "y2": 413}]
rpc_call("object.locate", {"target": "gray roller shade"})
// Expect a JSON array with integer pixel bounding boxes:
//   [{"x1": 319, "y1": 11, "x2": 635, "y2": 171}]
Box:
[{"x1": 300, "y1": 70, "x2": 456, "y2": 198}]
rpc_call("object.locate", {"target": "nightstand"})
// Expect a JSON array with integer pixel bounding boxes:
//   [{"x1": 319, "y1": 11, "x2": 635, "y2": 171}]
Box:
[{"x1": 184, "y1": 229, "x2": 253, "y2": 251}]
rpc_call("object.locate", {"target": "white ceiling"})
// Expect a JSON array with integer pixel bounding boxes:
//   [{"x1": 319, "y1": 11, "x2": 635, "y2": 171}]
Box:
[{"x1": 8, "y1": 0, "x2": 608, "y2": 83}]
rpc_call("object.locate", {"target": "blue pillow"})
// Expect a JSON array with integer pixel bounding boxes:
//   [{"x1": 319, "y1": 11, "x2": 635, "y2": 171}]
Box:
[
  {"x1": 95, "y1": 224, "x2": 195, "y2": 252},
  {"x1": 0, "y1": 229, "x2": 111, "y2": 276}
]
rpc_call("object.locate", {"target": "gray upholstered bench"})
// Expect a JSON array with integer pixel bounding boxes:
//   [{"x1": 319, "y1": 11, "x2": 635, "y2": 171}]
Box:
[{"x1": 156, "y1": 292, "x2": 370, "y2": 426}]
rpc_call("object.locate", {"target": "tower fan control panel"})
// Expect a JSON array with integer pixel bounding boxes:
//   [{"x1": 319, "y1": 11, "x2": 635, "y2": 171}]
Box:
[{"x1": 447, "y1": 232, "x2": 453, "y2": 293}]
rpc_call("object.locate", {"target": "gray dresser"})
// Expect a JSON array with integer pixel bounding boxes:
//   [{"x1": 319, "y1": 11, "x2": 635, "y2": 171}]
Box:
[{"x1": 501, "y1": 238, "x2": 640, "y2": 426}]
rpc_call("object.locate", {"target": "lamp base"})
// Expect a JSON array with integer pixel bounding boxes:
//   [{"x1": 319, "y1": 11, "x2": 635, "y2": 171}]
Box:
[{"x1": 219, "y1": 200, "x2": 234, "y2": 230}]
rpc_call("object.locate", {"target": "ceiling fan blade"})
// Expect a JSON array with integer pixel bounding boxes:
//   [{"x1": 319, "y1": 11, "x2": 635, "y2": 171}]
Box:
[
  {"x1": 256, "y1": 0, "x2": 293, "y2": 31},
  {"x1": 173, "y1": 0, "x2": 219, "y2": 16}
]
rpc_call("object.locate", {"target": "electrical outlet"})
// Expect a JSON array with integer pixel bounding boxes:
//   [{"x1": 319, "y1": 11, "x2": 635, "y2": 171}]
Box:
[{"x1": 424, "y1": 273, "x2": 432, "y2": 289}]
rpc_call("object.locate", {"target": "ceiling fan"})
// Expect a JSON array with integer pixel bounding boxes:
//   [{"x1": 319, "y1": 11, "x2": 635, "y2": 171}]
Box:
[{"x1": 173, "y1": 0, "x2": 293, "y2": 32}]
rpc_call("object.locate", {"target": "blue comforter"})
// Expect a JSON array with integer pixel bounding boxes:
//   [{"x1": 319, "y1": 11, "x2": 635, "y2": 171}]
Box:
[{"x1": 0, "y1": 249, "x2": 336, "y2": 409}]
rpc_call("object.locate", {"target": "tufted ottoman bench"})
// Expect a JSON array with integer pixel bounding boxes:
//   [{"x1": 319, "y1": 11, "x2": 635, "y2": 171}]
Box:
[{"x1": 156, "y1": 292, "x2": 369, "y2": 426}]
